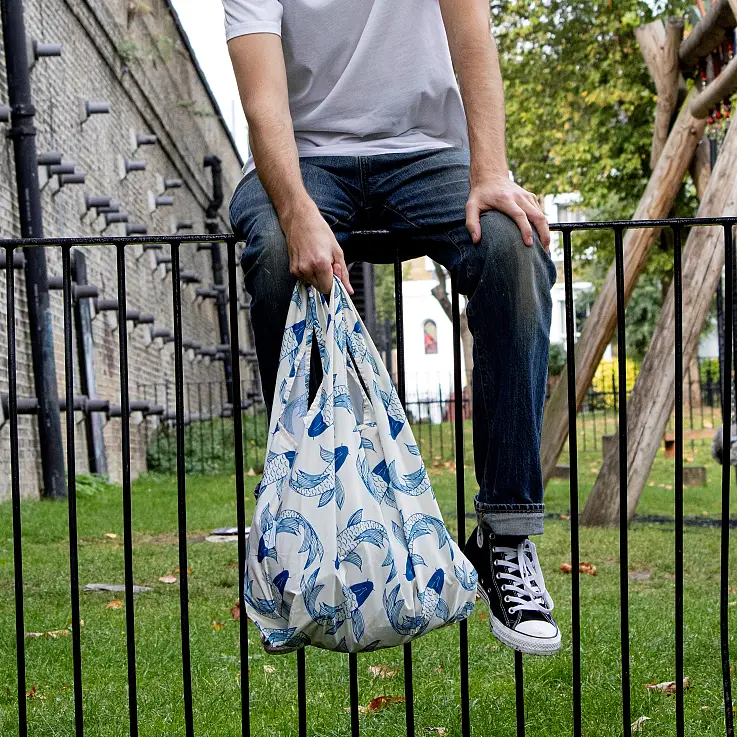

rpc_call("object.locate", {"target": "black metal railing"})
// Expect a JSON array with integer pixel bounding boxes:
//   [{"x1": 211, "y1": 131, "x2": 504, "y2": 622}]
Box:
[{"x1": 2, "y1": 217, "x2": 737, "y2": 736}]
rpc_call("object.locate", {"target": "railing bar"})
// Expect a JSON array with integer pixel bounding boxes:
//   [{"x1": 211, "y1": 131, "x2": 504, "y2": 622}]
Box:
[
  {"x1": 171, "y1": 243, "x2": 195, "y2": 737},
  {"x1": 227, "y1": 239, "x2": 251, "y2": 737},
  {"x1": 562, "y1": 230, "x2": 582, "y2": 737},
  {"x1": 673, "y1": 226, "x2": 685, "y2": 737},
  {"x1": 7, "y1": 246, "x2": 28, "y2": 737},
  {"x1": 62, "y1": 244, "x2": 84, "y2": 736},
  {"x1": 450, "y1": 278, "x2": 471, "y2": 737},
  {"x1": 614, "y1": 226, "x2": 631, "y2": 735},
  {"x1": 349, "y1": 652, "x2": 360, "y2": 737},
  {"x1": 721, "y1": 223, "x2": 735, "y2": 737},
  {"x1": 117, "y1": 243, "x2": 139, "y2": 737},
  {"x1": 297, "y1": 648, "x2": 307, "y2": 737},
  {"x1": 514, "y1": 652, "x2": 525, "y2": 737},
  {"x1": 394, "y1": 252, "x2": 415, "y2": 737}
]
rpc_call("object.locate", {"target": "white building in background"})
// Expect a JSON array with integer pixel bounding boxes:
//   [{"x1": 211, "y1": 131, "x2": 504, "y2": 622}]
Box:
[{"x1": 399, "y1": 258, "x2": 467, "y2": 424}]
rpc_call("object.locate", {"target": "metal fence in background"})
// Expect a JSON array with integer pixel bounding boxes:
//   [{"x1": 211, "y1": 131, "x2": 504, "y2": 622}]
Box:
[{"x1": 2, "y1": 217, "x2": 737, "y2": 737}]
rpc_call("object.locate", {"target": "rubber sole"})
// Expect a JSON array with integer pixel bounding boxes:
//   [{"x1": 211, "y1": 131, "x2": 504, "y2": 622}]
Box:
[{"x1": 478, "y1": 586, "x2": 561, "y2": 656}]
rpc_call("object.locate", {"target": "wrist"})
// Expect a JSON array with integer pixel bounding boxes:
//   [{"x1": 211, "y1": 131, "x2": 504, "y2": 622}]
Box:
[
  {"x1": 470, "y1": 161, "x2": 509, "y2": 188},
  {"x1": 277, "y1": 192, "x2": 318, "y2": 229}
]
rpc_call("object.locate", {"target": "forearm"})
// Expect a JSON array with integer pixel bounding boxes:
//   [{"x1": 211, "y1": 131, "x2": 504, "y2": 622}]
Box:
[
  {"x1": 228, "y1": 34, "x2": 314, "y2": 228},
  {"x1": 439, "y1": 0, "x2": 508, "y2": 184}
]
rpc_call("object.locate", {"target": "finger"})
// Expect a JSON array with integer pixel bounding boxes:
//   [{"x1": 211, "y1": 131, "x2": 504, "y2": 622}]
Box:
[
  {"x1": 308, "y1": 256, "x2": 334, "y2": 295},
  {"x1": 465, "y1": 199, "x2": 482, "y2": 244},
  {"x1": 333, "y1": 250, "x2": 354, "y2": 295},
  {"x1": 508, "y1": 205, "x2": 534, "y2": 247},
  {"x1": 521, "y1": 201, "x2": 551, "y2": 251},
  {"x1": 525, "y1": 191, "x2": 543, "y2": 212}
]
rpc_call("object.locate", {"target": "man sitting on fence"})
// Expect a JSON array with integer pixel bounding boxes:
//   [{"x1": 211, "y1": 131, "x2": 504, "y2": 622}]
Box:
[{"x1": 224, "y1": 0, "x2": 560, "y2": 655}]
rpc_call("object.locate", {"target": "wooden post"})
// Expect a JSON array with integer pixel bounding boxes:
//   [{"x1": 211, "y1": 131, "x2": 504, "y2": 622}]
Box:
[
  {"x1": 540, "y1": 95, "x2": 707, "y2": 486},
  {"x1": 636, "y1": 18, "x2": 685, "y2": 169},
  {"x1": 580, "y1": 121, "x2": 737, "y2": 526},
  {"x1": 679, "y1": 0, "x2": 736, "y2": 71}
]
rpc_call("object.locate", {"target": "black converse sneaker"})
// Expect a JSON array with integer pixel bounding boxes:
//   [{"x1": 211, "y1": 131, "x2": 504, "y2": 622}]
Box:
[{"x1": 464, "y1": 527, "x2": 561, "y2": 656}]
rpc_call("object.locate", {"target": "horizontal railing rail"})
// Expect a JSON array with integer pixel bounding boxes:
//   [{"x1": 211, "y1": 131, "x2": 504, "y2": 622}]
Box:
[{"x1": 1, "y1": 216, "x2": 736, "y2": 736}]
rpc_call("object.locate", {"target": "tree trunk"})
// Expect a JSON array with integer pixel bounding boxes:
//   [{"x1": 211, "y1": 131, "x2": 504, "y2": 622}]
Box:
[
  {"x1": 541, "y1": 93, "x2": 707, "y2": 486},
  {"x1": 580, "y1": 120, "x2": 737, "y2": 526},
  {"x1": 431, "y1": 262, "x2": 473, "y2": 387}
]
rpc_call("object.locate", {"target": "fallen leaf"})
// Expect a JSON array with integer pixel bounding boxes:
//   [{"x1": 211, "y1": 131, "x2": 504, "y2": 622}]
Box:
[
  {"x1": 648, "y1": 482, "x2": 655, "y2": 487},
  {"x1": 560, "y1": 562, "x2": 597, "y2": 576},
  {"x1": 174, "y1": 568, "x2": 192, "y2": 575},
  {"x1": 559, "y1": 514, "x2": 571, "y2": 520},
  {"x1": 104, "y1": 533, "x2": 118, "y2": 539},
  {"x1": 686, "y1": 457, "x2": 694, "y2": 463},
  {"x1": 645, "y1": 677, "x2": 691, "y2": 694},
  {"x1": 26, "y1": 686, "x2": 45, "y2": 701},
  {"x1": 629, "y1": 569, "x2": 653, "y2": 582},
  {"x1": 356, "y1": 695, "x2": 405, "y2": 713},
  {"x1": 478, "y1": 611, "x2": 488, "y2": 623},
  {"x1": 263, "y1": 665, "x2": 276, "y2": 674},
  {"x1": 426, "y1": 729, "x2": 447, "y2": 735},
  {"x1": 106, "y1": 599, "x2": 123, "y2": 609},
  {"x1": 631, "y1": 715, "x2": 651, "y2": 733},
  {"x1": 368, "y1": 665, "x2": 399, "y2": 679},
  {"x1": 212, "y1": 621, "x2": 224, "y2": 631},
  {"x1": 25, "y1": 629, "x2": 71, "y2": 639},
  {"x1": 159, "y1": 575, "x2": 177, "y2": 584},
  {"x1": 433, "y1": 665, "x2": 444, "y2": 674},
  {"x1": 231, "y1": 602, "x2": 241, "y2": 621}
]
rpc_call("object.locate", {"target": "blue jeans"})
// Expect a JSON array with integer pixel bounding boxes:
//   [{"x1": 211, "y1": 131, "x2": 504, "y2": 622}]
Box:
[{"x1": 230, "y1": 148, "x2": 556, "y2": 536}]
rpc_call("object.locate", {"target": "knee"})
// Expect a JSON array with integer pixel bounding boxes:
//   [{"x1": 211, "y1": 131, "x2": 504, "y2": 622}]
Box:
[{"x1": 478, "y1": 211, "x2": 556, "y2": 302}]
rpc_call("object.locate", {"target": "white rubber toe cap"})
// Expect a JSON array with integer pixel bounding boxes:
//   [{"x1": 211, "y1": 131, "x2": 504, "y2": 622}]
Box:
[{"x1": 515, "y1": 620, "x2": 559, "y2": 639}]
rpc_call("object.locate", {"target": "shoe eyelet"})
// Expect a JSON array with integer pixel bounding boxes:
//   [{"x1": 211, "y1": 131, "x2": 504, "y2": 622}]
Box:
[
  {"x1": 495, "y1": 573, "x2": 501, "y2": 580},
  {"x1": 504, "y1": 595, "x2": 510, "y2": 603}
]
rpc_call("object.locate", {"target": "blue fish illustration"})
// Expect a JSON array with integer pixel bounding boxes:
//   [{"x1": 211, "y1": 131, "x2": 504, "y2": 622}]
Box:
[
  {"x1": 373, "y1": 381, "x2": 405, "y2": 439},
  {"x1": 356, "y1": 456, "x2": 397, "y2": 509},
  {"x1": 261, "y1": 449, "x2": 297, "y2": 498},
  {"x1": 244, "y1": 569, "x2": 291, "y2": 621},
  {"x1": 448, "y1": 601, "x2": 475, "y2": 624},
  {"x1": 306, "y1": 292, "x2": 329, "y2": 373},
  {"x1": 290, "y1": 445, "x2": 349, "y2": 508},
  {"x1": 308, "y1": 389, "x2": 334, "y2": 437},
  {"x1": 454, "y1": 561, "x2": 479, "y2": 591},
  {"x1": 333, "y1": 383, "x2": 354, "y2": 413},
  {"x1": 384, "y1": 568, "x2": 450, "y2": 637},
  {"x1": 257, "y1": 506, "x2": 325, "y2": 570},
  {"x1": 392, "y1": 512, "x2": 453, "y2": 581},
  {"x1": 291, "y1": 288, "x2": 303, "y2": 311},
  {"x1": 301, "y1": 568, "x2": 374, "y2": 642},
  {"x1": 279, "y1": 320, "x2": 307, "y2": 365},
  {"x1": 347, "y1": 321, "x2": 380, "y2": 375},
  {"x1": 260, "y1": 626, "x2": 311, "y2": 651},
  {"x1": 387, "y1": 460, "x2": 433, "y2": 497},
  {"x1": 335, "y1": 509, "x2": 393, "y2": 575}
]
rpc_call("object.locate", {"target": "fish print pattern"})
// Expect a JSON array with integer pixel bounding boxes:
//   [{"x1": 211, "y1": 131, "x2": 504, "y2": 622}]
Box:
[{"x1": 245, "y1": 279, "x2": 476, "y2": 653}]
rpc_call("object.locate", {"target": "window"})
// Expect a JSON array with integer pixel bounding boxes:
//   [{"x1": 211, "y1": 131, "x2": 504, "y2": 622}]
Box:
[{"x1": 423, "y1": 320, "x2": 438, "y2": 354}]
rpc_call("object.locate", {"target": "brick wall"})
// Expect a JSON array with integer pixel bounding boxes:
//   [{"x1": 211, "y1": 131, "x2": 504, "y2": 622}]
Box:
[{"x1": 0, "y1": 0, "x2": 254, "y2": 499}]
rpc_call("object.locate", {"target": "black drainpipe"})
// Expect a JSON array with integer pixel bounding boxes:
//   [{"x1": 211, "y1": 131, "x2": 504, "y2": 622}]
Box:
[
  {"x1": 1, "y1": 0, "x2": 66, "y2": 498},
  {"x1": 203, "y1": 155, "x2": 233, "y2": 404}
]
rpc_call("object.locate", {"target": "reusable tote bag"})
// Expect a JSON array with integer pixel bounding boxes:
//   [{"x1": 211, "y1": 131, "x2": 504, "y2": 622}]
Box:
[{"x1": 244, "y1": 278, "x2": 477, "y2": 653}]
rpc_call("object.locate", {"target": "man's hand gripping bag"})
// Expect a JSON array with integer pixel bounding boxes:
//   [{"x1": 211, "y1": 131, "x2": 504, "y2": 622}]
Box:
[{"x1": 245, "y1": 279, "x2": 477, "y2": 653}]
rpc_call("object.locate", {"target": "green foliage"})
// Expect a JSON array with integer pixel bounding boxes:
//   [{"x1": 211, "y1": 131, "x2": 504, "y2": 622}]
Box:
[
  {"x1": 73, "y1": 474, "x2": 120, "y2": 499},
  {"x1": 494, "y1": 0, "x2": 692, "y2": 218},
  {"x1": 116, "y1": 37, "x2": 140, "y2": 64},
  {"x1": 494, "y1": 2, "x2": 713, "y2": 354},
  {"x1": 146, "y1": 414, "x2": 269, "y2": 475},
  {"x1": 548, "y1": 342, "x2": 567, "y2": 377}
]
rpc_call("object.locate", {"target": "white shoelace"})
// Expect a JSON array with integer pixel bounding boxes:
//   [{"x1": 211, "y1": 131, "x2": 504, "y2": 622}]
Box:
[{"x1": 493, "y1": 540, "x2": 554, "y2": 615}]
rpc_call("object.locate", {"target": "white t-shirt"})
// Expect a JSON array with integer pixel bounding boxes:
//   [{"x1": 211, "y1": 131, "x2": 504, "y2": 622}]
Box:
[{"x1": 222, "y1": 0, "x2": 468, "y2": 172}]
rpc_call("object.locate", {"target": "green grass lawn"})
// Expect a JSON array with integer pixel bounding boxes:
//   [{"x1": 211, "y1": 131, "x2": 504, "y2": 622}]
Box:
[{"x1": 1, "y1": 433, "x2": 736, "y2": 736}]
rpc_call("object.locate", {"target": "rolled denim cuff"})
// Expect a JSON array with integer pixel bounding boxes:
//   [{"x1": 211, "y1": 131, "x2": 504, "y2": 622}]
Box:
[{"x1": 474, "y1": 496, "x2": 545, "y2": 536}]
